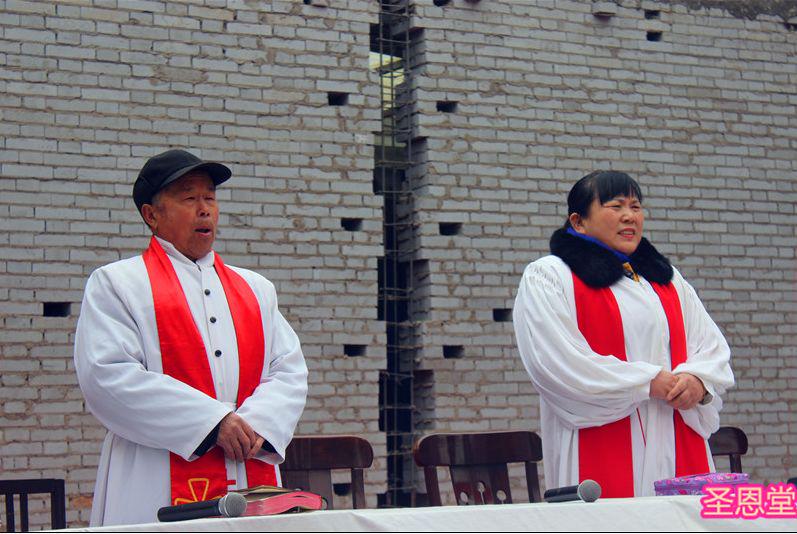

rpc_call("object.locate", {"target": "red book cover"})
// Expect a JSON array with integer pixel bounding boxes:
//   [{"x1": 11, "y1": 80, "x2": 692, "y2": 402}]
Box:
[{"x1": 237, "y1": 485, "x2": 325, "y2": 516}]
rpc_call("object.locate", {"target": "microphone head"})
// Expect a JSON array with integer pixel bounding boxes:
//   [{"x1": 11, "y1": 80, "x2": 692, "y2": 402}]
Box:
[
  {"x1": 219, "y1": 492, "x2": 247, "y2": 517},
  {"x1": 577, "y1": 479, "x2": 601, "y2": 503}
]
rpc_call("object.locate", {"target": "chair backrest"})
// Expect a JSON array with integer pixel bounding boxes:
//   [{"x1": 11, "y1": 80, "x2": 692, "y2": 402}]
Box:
[
  {"x1": 413, "y1": 430, "x2": 543, "y2": 506},
  {"x1": 708, "y1": 426, "x2": 749, "y2": 473},
  {"x1": 281, "y1": 436, "x2": 374, "y2": 509},
  {"x1": 0, "y1": 479, "x2": 66, "y2": 532}
]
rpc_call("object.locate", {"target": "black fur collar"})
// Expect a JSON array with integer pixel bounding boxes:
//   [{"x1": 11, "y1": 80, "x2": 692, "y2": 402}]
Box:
[{"x1": 549, "y1": 228, "x2": 673, "y2": 288}]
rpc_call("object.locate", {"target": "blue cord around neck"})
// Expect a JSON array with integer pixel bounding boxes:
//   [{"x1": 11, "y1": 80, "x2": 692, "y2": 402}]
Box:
[{"x1": 566, "y1": 227, "x2": 632, "y2": 262}]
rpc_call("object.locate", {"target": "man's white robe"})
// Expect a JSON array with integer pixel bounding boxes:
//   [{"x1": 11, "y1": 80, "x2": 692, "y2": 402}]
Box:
[
  {"x1": 74, "y1": 238, "x2": 308, "y2": 526},
  {"x1": 513, "y1": 255, "x2": 734, "y2": 496}
]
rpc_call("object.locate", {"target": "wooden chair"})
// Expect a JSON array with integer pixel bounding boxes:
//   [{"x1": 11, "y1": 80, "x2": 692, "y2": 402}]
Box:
[
  {"x1": 0, "y1": 479, "x2": 66, "y2": 532},
  {"x1": 708, "y1": 426, "x2": 748, "y2": 473},
  {"x1": 281, "y1": 436, "x2": 374, "y2": 509},
  {"x1": 413, "y1": 430, "x2": 543, "y2": 506}
]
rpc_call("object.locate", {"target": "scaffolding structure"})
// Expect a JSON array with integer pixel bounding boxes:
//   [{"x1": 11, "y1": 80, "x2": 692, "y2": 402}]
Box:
[{"x1": 372, "y1": 0, "x2": 423, "y2": 508}]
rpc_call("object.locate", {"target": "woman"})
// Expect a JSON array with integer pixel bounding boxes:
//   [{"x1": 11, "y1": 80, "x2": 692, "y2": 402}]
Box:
[{"x1": 513, "y1": 171, "x2": 734, "y2": 498}]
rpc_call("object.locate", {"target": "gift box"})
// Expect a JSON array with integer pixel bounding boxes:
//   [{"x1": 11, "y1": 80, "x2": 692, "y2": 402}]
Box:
[{"x1": 654, "y1": 472, "x2": 750, "y2": 496}]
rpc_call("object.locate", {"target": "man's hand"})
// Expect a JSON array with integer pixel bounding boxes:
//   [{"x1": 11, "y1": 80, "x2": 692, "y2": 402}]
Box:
[
  {"x1": 649, "y1": 370, "x2": 677, "y2": 400},
  {"x1": 217, "y1": 412, "x2": 258, "y2": 462},
  {"x1": 665, "y1": 373, "x2": 706, "y2": 411},
  {"x1": 248, "y1": 435, "x2": 265, "y2": 459}
]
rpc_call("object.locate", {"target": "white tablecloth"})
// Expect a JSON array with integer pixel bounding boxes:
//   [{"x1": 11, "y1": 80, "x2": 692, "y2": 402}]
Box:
[{"x1": 64, "y1": 496, "x2": 796, "y2": 532}]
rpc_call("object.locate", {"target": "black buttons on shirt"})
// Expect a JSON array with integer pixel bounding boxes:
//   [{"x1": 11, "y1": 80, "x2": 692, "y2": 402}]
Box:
[
  {"x1": 206, "y1": 288, "x2": 219, "y2": 357},
  {"x1": 206, "y1": 287, "x2": 218, "y2": 356}
]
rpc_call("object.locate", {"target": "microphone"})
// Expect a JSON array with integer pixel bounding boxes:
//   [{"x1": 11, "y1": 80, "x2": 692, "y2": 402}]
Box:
[
  {"x1": 543, "y1": 479, "x2": 601, "y2": 503},
  {"x1": 157, "y1": 492, "x2": 247, "y2": 522}
]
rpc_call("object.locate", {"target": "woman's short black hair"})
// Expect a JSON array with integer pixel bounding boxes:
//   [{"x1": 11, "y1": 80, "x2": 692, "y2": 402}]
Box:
[{"x1": 564, "y1": 170, "x2": 643, "y2": 228}]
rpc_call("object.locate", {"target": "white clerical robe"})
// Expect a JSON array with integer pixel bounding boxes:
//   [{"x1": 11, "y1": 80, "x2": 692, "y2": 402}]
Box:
[
  {"x1": 74, "y1": 237, "x2": 308, "y2": 526},
  {"x1": 513, "y1": 255, "x2": 734, "y2": 496}
]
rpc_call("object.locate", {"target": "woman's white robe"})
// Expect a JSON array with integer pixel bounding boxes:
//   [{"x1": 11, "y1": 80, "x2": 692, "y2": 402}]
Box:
[
  {"x1": 513, "y1": 255, "x2": 734, "y2": 496},
  {"x1": 74, "y1": 238, "x2": 308, "y2": 526}
]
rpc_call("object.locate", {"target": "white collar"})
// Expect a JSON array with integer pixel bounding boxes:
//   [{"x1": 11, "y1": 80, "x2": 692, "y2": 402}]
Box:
[{"x1": 154, "y1": 236, "x2": 215, "y2": 268}]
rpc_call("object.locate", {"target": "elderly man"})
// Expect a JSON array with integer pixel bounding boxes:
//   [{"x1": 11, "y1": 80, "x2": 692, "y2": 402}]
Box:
[{"x1": 74, "y1": 149, "x2": 308, "y2": 526}]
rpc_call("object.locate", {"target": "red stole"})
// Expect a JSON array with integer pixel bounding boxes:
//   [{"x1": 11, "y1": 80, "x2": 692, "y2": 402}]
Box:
[
  {"x1": 143, "y1": 237, "x2": 277, "y2": 506},
  {"x1": 573, "y1": 274, "x2": 710, "y2": 498}
]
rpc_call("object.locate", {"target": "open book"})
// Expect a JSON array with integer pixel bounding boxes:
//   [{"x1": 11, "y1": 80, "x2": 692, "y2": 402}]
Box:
[{"x1": 236, "y1": 485, "x2": 325, "y2": 516}]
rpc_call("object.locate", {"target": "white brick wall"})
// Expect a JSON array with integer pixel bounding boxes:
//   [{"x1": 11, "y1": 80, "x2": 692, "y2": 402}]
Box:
[
  {"x1": 410, "y1": 0, "x2": 797, "y2": 498},
  {"x1": 0, "y1": 0, "x2": 385, "y2": 526}
]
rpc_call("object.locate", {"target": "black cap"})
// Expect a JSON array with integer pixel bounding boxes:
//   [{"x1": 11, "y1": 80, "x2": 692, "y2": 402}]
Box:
[{"x1": 133, "y1": 149, "x2": 232, "y2": 212}]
